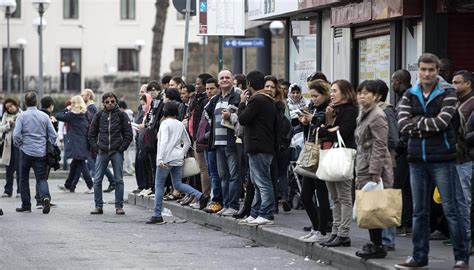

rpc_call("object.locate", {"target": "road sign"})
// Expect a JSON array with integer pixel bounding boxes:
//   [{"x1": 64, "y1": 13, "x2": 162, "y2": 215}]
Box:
[
  {"x1": 173, "y1": 0, "x2": 196, "y2": 16},
  {"x1": 223, "y1": 38, "x2": 265, "y2": 48},
  {"x1": 198, "y1": 0, "x2": 245, "y2": 36}
]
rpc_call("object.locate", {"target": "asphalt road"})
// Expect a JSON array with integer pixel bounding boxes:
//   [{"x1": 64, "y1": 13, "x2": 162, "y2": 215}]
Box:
[{"x1": 0, "y1": 176, "x2": 336, "y2": 269}]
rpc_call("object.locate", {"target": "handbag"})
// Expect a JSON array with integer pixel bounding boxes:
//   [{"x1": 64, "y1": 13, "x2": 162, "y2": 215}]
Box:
[
  {"x1": 45, "y1": 124, "x2": 61, "y2": 171},
  {"x1": 182, "y1": 156, "x2": 200, "y2": 178},
  {"x1": 295, "y1": 127, "x2": 320, "y2": 179},
  {"x1": 315, "y1": 130, "x2": 356, "y2": 181},
  {"x1": 355, "y1": 187, "x2": 402, "y2": 229}
]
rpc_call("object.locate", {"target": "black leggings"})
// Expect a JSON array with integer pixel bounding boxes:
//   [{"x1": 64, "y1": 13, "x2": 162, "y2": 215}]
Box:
[
  {"x1": 369, "y1": 228, "x2": 382, "y2": 246},
  {"x1": 301, "y1": 176, "x2": 330, "y2": 234}
]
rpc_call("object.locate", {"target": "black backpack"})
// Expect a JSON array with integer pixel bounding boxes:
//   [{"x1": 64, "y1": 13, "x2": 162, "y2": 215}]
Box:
[{"x1": 275, "y1": 103, "x2": 293, "y2": 152}]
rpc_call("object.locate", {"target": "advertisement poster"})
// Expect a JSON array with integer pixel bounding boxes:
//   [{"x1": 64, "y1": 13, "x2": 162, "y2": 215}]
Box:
[
  {"x1": 358, "y1": 35, "x2": 390, "y2": 86},
  {"x1": 289, "y1": 20, "x2": 317, "y2": 93},
  {"x1": 198, "y1": 0, "x2": 245, "y2": 36}
]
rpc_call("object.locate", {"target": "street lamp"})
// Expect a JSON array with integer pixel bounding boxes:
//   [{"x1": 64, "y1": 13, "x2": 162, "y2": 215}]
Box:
[
  {"x1": 32, "y1": 0, "x2": 50, "y2": 100},
  {"x1": 16, "y1": 38, "x2": 26, "y2": 104},
  {"x1": 135, "y1": 39, "x2": 145, "y2": 92},
  {"x1": 270, "y1": 21, "x2": 284, "y2": 79},
  {"x1": 0, "y1": 0, "x2": 17, "y2": 94}
]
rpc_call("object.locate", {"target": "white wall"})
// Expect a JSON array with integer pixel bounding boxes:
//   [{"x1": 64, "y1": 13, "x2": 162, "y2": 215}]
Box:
[{"x1": 0, "y1": 0, "x2": 202, "y2": 91}]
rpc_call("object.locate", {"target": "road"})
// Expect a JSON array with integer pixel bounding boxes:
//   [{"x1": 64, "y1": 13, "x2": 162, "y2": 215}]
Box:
[{"x1": 0, "y1": 176, "x2": 336, "y2": 269}]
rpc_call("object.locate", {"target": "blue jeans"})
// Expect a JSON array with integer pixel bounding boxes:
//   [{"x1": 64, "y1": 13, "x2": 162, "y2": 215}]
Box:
[
  {"x1": 409, "y1": 162, "x2": 469, "y2": 264},
  {"x1": 4, "y1": 144, "x2": 20, "y2": 196},
  {"x1": 382, "y1": 227, "x2": 396, "y2": 248},
  {"x1": 205, "y1": 149, "x2": 222, "y2": 204},
  {"x1": 456, "y1": 161, "x2": 472, "y2": 244},
  {"x1": 19, "y1": 151, "x2": 50, "y2": 209},
  {"x1": 153, "y1": 165, "x2": 202, "y2": 218},
  {"x1": 88, "y1": 156, "x2": 114, "y2": 185},
  {"x1": 94, "y1": 152, "x2": 124, "y2": 209},
  {"x1": 248, "y1": 153, "x2": 274, "y2": 220},
  {"x1": 216, "y1": 146, "x2": 241, "y2": 210}
]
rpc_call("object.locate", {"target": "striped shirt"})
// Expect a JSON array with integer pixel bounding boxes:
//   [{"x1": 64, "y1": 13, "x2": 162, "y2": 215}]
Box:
[{"x1": 213, "y1": 94, "x2": 231, "y2": 146}]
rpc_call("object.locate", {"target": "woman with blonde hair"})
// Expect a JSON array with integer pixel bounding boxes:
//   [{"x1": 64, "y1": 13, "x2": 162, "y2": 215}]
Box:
[{"x1": 56, "y1": 95, "x2": 94, "y2": 193}]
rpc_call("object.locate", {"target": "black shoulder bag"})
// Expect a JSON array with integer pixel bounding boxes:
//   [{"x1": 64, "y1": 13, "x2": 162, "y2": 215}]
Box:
[{"x1": 45, "y1": 123, "x2": 61, "y2": 171}]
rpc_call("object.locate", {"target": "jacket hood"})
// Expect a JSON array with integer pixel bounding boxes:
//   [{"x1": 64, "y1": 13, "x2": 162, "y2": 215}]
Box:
[
  {"x1": 255, "y1": 90, "x2": 275, "y2": 102},
  {"x1": 409, "y1": 75, "x2": 455, "y2": 112}
]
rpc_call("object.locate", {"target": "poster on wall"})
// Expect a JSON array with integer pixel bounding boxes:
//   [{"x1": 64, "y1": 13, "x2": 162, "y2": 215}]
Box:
[
  {"x1": 290, "y1": 20, "x2": 317, "y2": 92},
  {"x1": 198, "y1": 0, "x2": 245, "y2": 36},
  {"x1": 358, "y1": 35, "x2": 391, "y2": 86},
  {"x1": 405, "y1": 21, "x2": 423, "y2": 86}
]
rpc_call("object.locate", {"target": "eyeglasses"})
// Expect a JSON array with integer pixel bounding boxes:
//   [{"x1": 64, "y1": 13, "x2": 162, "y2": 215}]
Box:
[{"x1": 104, "y1": 100, "x2": 116, "y2": 105}]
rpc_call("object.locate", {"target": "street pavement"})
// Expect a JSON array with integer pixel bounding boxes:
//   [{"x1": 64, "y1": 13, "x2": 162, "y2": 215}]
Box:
[{"x1": 0, "y1": 175, "x2": 335, "y2": 270}]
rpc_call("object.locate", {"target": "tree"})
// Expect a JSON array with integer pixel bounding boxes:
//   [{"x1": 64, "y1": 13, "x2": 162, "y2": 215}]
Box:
[{"x1": 150, "y1": 0, "x2": 169, "y2": 80}]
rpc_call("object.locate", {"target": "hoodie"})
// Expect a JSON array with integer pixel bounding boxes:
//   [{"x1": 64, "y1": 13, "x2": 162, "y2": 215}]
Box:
[{"x1": 397, "y1": 76, "x2": 458, "y2": 162}]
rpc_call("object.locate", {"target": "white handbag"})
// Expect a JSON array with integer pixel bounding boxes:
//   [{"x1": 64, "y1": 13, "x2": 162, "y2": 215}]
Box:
[
  {"x1": 182, "y1": 156, "x2": 200, "y2": 178},
  {"x1": 315, "y1": 130, "x2": 356, "y2": 181}
]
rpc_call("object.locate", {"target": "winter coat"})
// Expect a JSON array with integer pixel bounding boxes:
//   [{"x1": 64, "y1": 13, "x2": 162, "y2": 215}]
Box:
[
  {"x1": 88, "y1": 106, "x2": 133, "y2": 155},
  {"x1": 55, "y1": 109, "x2": 90, "y2": 160},
  {"x1": 397, "y1": 77, "x2": 458, "y2": 162},
  {"x1": 455, "y1": 91, "x2": 474, "y2": 163},
  {"x1": 188, "y1": 91, "x2": 208, "y2": 139},
  {"x1": 301, "y1": 100, "x2": 329, "y2": 143},
  {"x1": 465, "y1": 113, "x2": 474, "y2": 158},
  {"x1": 355, "y1": 104, "x2": 393, "y2": 189},
  {"x1": 238, "y1": 92, "x2": 276, "y2": 154},
  {"x1": 0, "y1": 109, "x2": 21, "y2": 165},
  {"x1": 319, "y1": 103, "x2": 358, "y2": 149}
]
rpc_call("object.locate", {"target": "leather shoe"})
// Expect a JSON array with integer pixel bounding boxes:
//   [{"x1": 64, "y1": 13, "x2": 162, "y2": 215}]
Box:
[
  {"x1": 90, "y1": 208, "x2": 103, "y2": 215},
  {"x1": 233, "y1": 206, "x2": 250, "y2": 219},
  {"x1": 320, "y1": 234, "x2": 337, "y2": 245},
  {"x1": 146, "y1": 216, "x2": 164, "y2": 224},
  {"x1": 116, "y1": 208, "x2": 125, "y2": 215},
  {"x1": 16, "y1": 207, "x2": 31, "y2": 213},
  {"x1": 356, "y1": 243, "x2": 387, "y2": 259},
  {"x1": 43, "y1": 198, "x2": 51, "y2": 214},
  {"x1": 322, "y1": 236, "x2": 351, "y2": 247},
  {"x1": 103, "y1": 185, "x2": 115, "y2": 193},
  {"x1": 180, "y1": 195, "x2": 194, "y2": 206},
  {"x1": 0, "y1": 208, "x2": 3, "y2": 215},
  {"x1": 199, "y1": 194, "x2": 210, "y2": 210}
]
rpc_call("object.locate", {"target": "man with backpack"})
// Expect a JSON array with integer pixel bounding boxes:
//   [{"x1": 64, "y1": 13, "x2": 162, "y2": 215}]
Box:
[
  {"x1": 88, "y1": 92, "x2": 133, "y2": 215},
  {"x1": 81, "y1": 88, "x2": 115, "y2": 193}
]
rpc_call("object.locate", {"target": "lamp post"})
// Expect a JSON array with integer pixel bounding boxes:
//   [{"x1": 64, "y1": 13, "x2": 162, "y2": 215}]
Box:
[
  {"x1": 270, "y1": 21, "x2": 284, "y2": 78},
  {"x1": 135, "y1": 39, "x2": 145, "y2": 92},
  {"x1": 16, "y1": 38, "x2": 26, "y2": 104},
  {"x1": 32, "y1": 0, "x2": 50, "y2": 100},
  {"x1": 0, "y1": 0, "x2": 17, "y2": 94}
]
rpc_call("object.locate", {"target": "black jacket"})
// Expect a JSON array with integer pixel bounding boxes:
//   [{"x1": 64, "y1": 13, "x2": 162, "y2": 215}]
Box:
[
  {"x1": 55, "y1": 110, "x2": 90, "y2": 160},
  {"x1": 319, "y1": 103, "x2": 358, "y2": 149},
  {"x1": 88, "y1": 106, "x2": 133, "y2": 155},
  {"x1": 238, "y1": 92, "x2": 276, "y2": 154},
  {"x1": 302, "y1": 100, "x2": 329, "y2": 143}
]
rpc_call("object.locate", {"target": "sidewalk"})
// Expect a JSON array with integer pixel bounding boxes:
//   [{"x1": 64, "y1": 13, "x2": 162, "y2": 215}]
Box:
[{"x1": 129, "y1": 193, "x2": 458, "y2": 270}]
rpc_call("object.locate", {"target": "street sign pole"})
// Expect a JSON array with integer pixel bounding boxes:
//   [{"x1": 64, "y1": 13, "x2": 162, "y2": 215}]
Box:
[
  {"x1": 182, "y1": 0, "x2": 191, "y2": 80},
  {"x1": 218, "y1": 36, "x2": 223, "y2": 71}
]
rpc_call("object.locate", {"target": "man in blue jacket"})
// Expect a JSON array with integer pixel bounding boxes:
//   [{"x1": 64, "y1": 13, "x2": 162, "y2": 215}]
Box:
[{"x1": 396, "y1": 53, "x2": 469, "y2": 269}]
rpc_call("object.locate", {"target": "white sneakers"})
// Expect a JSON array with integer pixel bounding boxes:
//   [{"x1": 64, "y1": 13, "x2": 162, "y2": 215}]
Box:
[
  {"x1": 238, "y1": 216, "x2": 255, "y2": 225},
  {"x1": 84, "y1": 189, "x2": 94, "y2": 194},
  {"x1": 245, "y1": 216, "x2": 274, "y2": 226},
  {"x1": 220, "y1": 208, "x2": 238, "y2": 216},
  {"x1": 139, "y1": 188, "x2": 153, "y2": 196},
  {"x1": 216, "y1": 207, "x2": 228, "y2": 215},
  {"x1": 299, "y1": 230, "x2": 329, "y2": 243}
]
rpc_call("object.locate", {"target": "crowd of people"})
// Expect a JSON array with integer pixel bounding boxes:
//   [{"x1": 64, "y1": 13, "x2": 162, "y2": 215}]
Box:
[{"x1": 0, "y1": 52, "x2": 472, "y2": 269}]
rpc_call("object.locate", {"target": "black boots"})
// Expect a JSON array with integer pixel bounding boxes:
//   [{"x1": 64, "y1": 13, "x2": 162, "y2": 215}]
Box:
[{"x1": 356, "y1": 242, "x2": 387, "y2": 259}]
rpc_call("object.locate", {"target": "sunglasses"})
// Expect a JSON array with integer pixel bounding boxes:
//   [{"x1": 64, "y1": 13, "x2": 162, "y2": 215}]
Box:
[{"x1": 104, "y1": 100, "x2": 116, "y2": 105}]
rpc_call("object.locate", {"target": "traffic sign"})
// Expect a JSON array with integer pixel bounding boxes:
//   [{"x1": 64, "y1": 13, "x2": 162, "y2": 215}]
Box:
[{"x1": 223, "y1": 38, "x2": 265, "y2": 48}]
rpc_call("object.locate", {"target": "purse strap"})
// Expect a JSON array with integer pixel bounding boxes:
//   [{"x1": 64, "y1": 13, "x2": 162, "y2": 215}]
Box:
[
  {"x1": 305, "y1": 110, "x2": 318, "y2": 142},
  {"x1": 336, "y1": 130, "x2": 347, "y2": 148}
]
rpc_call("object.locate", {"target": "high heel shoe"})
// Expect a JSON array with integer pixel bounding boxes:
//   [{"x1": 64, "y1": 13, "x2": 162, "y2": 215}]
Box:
[{"x1": 322, "y1": 236, "x2": 351, "y2": 247}]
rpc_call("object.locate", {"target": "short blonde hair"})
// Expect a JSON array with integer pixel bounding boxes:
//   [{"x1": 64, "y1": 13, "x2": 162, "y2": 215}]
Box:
[{"x1": 70, "y1": 95, "x2": 87, "y2": 114}]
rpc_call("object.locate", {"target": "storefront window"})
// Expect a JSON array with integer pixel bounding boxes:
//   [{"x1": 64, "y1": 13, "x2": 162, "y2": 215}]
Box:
[
  {"x1": 289, "y1": 18, "x2": 317, "y2": 92},
  {"x1": 358, "y1": 35, "x2": 390, "y2": 86}
]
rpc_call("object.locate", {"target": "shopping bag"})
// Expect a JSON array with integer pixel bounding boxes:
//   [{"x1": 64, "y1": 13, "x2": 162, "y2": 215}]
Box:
[
  {"x1": 353, "y1": 180, "x2": 384, "y2": 221},
  {"x1": 295, "y1": 128, "x2": 320, "y2": 179},
  {"x1": 316, "y1": 130, "x2": 356, "y2": 181},
  {"x1": 355, "y1": 188, "x2": 402, "y2": 229}
]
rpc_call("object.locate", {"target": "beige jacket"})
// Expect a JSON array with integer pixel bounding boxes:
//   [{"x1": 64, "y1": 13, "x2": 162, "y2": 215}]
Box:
[
  {"x1": 354, "y1": 104, "x2": 393, "y2": 189},
  {"x1": 0, "y1": 110, "x2": 21, "y2": 165}
]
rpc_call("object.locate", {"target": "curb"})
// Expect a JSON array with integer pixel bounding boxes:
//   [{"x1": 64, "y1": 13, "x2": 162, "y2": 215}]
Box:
[{"x1": 129, "y1": 193, "x2": 391, "y2": 270}]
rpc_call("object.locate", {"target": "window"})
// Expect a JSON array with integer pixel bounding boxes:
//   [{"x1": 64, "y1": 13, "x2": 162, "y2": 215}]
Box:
[
  {"x1": 118, "y1": 49, "x2": 138, "y2": 71},
  {"x1": 60, "y1": 49, "x2": 81, "y2": 91},
  {"x1": 5, "y1": 0, "x2": 20, "y2": 19},
  {"x1": 63, "y1": 0, "x2": 79, "y2": 19},
  {"x1": 120, "y1": 0, "x2": 136, "y2": 20},
  {"x1": 2, "y1": 48, "x2": 23, "y2": 91}
]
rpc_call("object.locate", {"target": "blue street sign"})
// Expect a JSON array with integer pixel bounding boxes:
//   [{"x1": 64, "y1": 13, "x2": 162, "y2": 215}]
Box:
[{"x1": 223, "y1": 38, "x2": 265, "y2": 48}]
